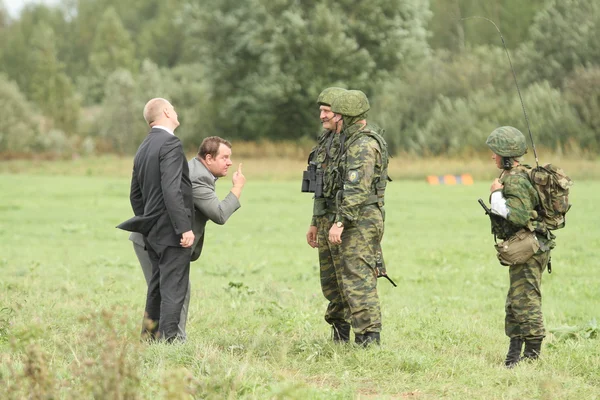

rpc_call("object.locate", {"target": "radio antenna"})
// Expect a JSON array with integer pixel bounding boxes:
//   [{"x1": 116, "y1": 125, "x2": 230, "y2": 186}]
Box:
[{"x1": 462, "y1": 16, "x2": 539, "y2": 166}]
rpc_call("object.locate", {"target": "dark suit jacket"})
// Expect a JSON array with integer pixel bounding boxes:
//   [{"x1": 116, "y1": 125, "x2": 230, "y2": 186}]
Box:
[
  {"x1": 188, "y1": 157, "x2": 240, "y2": 261},
  {"x1": 118, "y1": 128, "x2": 194, "y2": 247}
]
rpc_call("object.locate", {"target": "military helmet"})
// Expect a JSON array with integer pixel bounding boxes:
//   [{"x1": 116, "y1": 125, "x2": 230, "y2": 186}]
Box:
[
  {"x1": 317, "y1": 87, "x2": 346, "y2": 106},
  {"x1": 330, "y1": 89, "x2": 370, "y2": 117},
  {"x1": 486, "y1": 126, "x2": 528, "y2": 157}
]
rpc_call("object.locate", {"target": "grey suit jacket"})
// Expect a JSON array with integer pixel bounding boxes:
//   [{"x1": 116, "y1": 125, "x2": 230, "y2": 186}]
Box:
[{"x1": 188, "y1": 157, "x2": 241, "y2": 261}]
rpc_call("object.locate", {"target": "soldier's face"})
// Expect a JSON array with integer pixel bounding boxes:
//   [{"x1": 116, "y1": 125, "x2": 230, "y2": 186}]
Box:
[
  {"x1": 320, "y1": 105, "x2": 336, "y2": 130},
  {"x1": 206, "y1": 144, "x2": 233, "y2": 177},
  {"x1": 492, "y1": 152, "x2": 503, "y2": 169}
]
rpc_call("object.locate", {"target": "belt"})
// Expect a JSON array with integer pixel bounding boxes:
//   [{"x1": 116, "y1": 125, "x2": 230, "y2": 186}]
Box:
[{"x1": 324, "y1": 194, "x2": 383, "y2": 209}]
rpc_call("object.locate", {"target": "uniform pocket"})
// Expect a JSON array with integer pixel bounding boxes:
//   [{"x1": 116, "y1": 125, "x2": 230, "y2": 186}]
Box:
[{"x1": 494, "y1": 229, "x2": 540, "y2": 266}]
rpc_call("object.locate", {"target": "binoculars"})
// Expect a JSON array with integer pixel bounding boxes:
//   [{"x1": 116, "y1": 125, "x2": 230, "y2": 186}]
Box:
[{"x1": 301, "y1": 162, "x2": 324, "y2": 198}]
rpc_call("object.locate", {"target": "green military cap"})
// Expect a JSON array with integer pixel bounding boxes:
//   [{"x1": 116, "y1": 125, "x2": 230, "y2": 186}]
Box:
[
  {"x1": 317, "y1": 87, "x2": 346, "y2": 106},
  {"x1": 486, "y1": 126, "x2": 528, "y2": 157},
  {"x1": 330, "y1": 89, "x2": 370, "y2": 117}
]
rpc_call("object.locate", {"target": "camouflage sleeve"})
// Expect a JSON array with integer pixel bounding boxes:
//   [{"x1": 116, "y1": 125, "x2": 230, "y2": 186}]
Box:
[
  {"x1": 337, "y1": 136, "x2": 380, "y2": 225},
  {"x1": 503, "y1": 174, "x2": 537, "y2": 227},
  {"x1": 311, "y1": 197, "x2": 327, "y2": 226}
]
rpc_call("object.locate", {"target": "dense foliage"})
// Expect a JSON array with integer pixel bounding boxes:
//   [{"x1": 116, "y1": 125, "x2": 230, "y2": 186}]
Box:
[{"x1": 0, "y1": 0, "x2": 598, "y2": 155}]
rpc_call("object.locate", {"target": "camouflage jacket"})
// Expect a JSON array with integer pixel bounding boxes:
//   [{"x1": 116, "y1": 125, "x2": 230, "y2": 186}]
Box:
[
  {"x1": 323, "y1": 122, "x2": 388, "y2": 226},
  {"x1": 309, "y1": 129, "x2": 339, "y2": 225},
  {"x1": 490, "y1": 164, "x2": 554, "y2": 248}
]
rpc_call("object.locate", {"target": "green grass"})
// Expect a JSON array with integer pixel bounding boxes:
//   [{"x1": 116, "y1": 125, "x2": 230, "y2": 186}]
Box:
[
  {"x1": 0, "y1": 165, "x2": 599, "y2": 399},
  {"x1": 1, "y1": 152, "x2": 599, "y2": 181}
]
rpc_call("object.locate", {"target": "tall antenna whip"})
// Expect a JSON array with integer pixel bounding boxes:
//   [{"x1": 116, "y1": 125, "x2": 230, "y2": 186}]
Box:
[{"x1": 462, "y1": 16, "x2": 539, "y2": 167}]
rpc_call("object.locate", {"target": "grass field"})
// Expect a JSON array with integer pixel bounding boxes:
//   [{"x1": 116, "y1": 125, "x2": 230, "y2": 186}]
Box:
[{"x1": 0, "y1": 156, "x2": 599, "y2": 399}]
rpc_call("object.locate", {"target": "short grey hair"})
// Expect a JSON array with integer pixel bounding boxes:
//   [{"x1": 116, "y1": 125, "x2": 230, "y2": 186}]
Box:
[{"x1": 143, "y1": 98, "x2": 171, "y2": 125}]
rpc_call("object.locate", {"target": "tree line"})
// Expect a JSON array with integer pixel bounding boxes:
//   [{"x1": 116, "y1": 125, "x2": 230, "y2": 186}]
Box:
[{"x1": 0, "y1": 0, "x2": 598, "y2": 156}]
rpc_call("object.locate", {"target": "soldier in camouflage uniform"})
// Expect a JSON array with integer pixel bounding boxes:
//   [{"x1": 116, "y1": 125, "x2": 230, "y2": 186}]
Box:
[
  {"x1": 304, "y1": 87, "x2": 352, "y2": 343},
  {"x1": 485, "y1": 126, "x2": 554, "y2": 367},
  {"x1": 324, "y1": 90, "x2": 390, "y2": 346}
]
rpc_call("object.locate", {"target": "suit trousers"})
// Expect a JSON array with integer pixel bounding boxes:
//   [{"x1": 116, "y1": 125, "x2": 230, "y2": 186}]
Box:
[
  {"x1": 132, "y1": 241, "x2": 191, "y2": 340},
  {"x1": 142, "y1": 238, "x2": 191, "y2": 342}
]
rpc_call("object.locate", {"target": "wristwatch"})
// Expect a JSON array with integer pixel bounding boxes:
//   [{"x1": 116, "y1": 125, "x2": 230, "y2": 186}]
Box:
[{"x1": 335, "y1": 221, "x2": 344, "y2": 228}]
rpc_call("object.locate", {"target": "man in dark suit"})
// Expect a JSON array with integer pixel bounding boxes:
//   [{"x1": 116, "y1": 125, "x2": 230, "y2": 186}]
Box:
[
  {"x1": 128, "y1": 231, "x2": 191, "y2": 339},
  {"x1": 118, "y1": 97, "x2": 194, "y2": 343},
  {"x1": 188, "y1": 136, "x2": 246, "y2": 261},
  {"x1": 126, "y1": 135, "x2": 245, "y2": 340}
]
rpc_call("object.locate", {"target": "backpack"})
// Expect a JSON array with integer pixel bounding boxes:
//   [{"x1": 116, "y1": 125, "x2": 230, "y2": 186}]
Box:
[
  {"x1": 359, "y1": 128, "x2": 391, "y2": 204},
  {"x1": 530, "y1": 164, "x2": 573, "y2": 230}
]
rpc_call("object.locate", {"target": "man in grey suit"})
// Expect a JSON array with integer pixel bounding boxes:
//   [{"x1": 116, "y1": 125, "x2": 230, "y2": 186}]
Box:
[
  {"x1": 118, "y1": 98, "x2": 194, "y2": 343},
  {"x1": 128, "y1": 135, "x2": 245, "y2": 338},
  {"x1": 188, "y1": 136, "x2": 245, "y2": 262}
]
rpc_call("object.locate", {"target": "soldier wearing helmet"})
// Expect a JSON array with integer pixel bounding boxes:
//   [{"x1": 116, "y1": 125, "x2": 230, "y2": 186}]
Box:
[
  {"x1": 485, "y1": 126, "x2": 553, "y2": 368},
  {"x1": 320, "y1": 89, "x2": 391, "y2": 346},
  {"x1": 302, "y1": 87, "x2": 349, "y2": 343}
]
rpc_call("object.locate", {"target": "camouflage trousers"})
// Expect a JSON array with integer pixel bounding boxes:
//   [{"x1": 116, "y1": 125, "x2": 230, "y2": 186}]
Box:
[
  {"x1": 316, "y1": 214, "x2": 350, "y2": 327},
  {"x1": 505, "y1": 250, "x2": 550, "y2": 340},
  {"x1": 318, "y1": 205, "x2": 383, "y2": 334}
]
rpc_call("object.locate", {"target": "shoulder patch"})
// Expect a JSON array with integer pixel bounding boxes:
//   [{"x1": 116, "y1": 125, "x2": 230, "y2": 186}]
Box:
[{"x1": 347, "y1": 169, "x2": 360, "y2": 183}]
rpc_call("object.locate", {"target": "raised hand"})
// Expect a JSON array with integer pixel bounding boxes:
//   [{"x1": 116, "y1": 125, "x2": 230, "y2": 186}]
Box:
[{"x1": 233, "y1": 163, "x2": 246, "y2": 188}]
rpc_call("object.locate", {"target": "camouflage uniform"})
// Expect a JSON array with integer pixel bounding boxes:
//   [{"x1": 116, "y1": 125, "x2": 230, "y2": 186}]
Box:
[
  {"x1": 313, "y1": 129, "x2": 349, "y2": 329},
  {"x1": 493, "y1": 165, "x2": 551, "y2": 340},
  {"x1": 485, "y1": 126, "x2": 552, "y2": 366},
  {"x1": 308, "y1": 88, "x2": 350, "y2": 338},
  {"x1": 324, "y1": 90, "x2": 389, "y2": 343}
]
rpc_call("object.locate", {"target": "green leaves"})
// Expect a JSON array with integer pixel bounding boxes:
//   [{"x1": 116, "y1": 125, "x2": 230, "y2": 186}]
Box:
[
  {"x1": 519, "y1": 0, "x2": 600, "y2": 87},
  {"x1": 550, "y1": 319, "x2": 599, "y2": 341},
  {"x1": 183, "y1": 0, "x2": 432, "y2": 141}
]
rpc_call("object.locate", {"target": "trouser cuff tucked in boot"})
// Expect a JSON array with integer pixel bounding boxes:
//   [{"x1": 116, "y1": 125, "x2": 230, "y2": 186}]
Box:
[
  {"x1": 523, "y1": 337, "x2": 543, "y2": 360},
  {"x1": 504, "y1": 337, "x2": 524, "y2": 368},
  {"x1": 355, "y1": 331, "x2": 380, "y2": 346},
  {"x1": 332, "y1": 324, "x2": 351, "y2": 343}
]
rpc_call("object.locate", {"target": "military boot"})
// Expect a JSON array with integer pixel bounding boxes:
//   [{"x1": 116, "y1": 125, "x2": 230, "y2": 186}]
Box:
[
  {"x1": 523, "y1": 338, "x2": 543, "y2": 360},
  {"x1": 332, "y1": 324, "x2": 351, "y2": 343},
  {"x1": 504, "y1": 337, "x2": 524, "y2": 368},
  {"x1": 355, "y1": 332, "x2": 380, "y2": 347}
]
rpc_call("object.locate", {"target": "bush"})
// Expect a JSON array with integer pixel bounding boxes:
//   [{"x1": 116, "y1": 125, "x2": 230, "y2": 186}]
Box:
[
  {"x1": 516, "y1": 0, "x2": 600, "y2": 87},
  {"x1": 509, "y1": 81, "x2": 595, "y2": 153},
  {"x1": 35, "y1": 129, "x2": 74, "y2": 155},
  {"x1": 0, "y1": 76, "x2": 41, "y2": 153},
  {"x1": 97, "y1": 69, "x2": 146, "y2": 153},
  {"x1": 0, "y1": 309, "x2": 143, "y2": 399},
  {"x1": 564, "y1": 66, "x2": 600, "y2": 145},
  {"x1": 162, "y1": 63, "x2": 214, "y2": 149},
  {"x1": 415, "y1": 88, "x2": 501, "y2": 156},
  {"x1": 370, "y1": 46, "x2": 513, "y2": 154},
  {"x1": 391, "y1": 80, "x2": 591, "y2": 156}
]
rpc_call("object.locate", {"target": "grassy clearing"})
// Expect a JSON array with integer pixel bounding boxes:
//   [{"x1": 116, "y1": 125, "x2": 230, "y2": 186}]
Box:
[
  {"x1": 1, "y1": 150, "x2": 599, "y2": 181},
  {"x1": 0, "y1": 163, "x2": 599, "y2": 398}
]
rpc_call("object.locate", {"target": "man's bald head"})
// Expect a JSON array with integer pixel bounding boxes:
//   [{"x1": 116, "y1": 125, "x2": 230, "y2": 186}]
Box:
[
  {"x1": 142, "y1": 98, "x2": 180, "y2": 130},
  {"x1": 143, "y1": 98, "x2": 171, "y2": 125}
]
